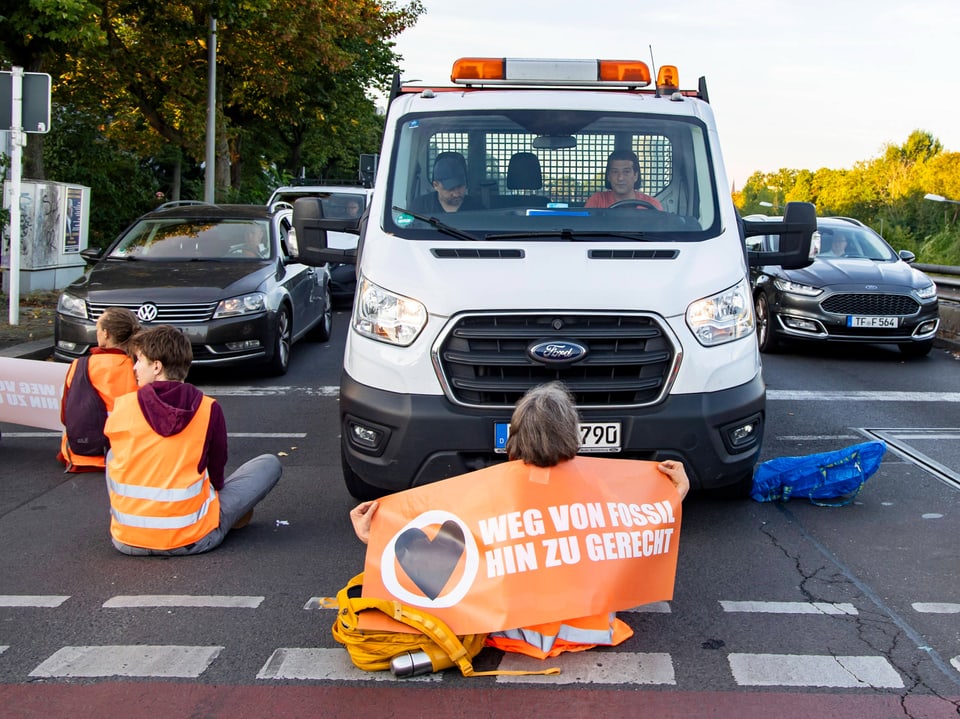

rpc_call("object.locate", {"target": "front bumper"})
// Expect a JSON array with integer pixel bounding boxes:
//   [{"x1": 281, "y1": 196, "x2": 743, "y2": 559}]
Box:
[
  {"x1": 54, "y1": 311, "x2": 278, "y2": 366},
  {"x1": 339, "y1": 371, "x2": 767, "y2": 494}
]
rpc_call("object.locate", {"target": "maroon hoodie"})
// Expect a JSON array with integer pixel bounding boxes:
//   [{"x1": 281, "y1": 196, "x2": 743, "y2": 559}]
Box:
[{"x1": 135, "y1": 381, "x2": 228, "y2": 490}]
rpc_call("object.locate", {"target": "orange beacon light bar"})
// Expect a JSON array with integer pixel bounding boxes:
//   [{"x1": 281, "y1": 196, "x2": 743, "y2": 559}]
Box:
[{"x1": 451, "y1": 58, "x2": 653, "y2": 87}]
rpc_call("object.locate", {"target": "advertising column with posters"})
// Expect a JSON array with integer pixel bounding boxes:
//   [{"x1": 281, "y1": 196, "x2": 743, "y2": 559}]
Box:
[{"x1": 360, "y1": 457, "x2": 683, "y2": 636}]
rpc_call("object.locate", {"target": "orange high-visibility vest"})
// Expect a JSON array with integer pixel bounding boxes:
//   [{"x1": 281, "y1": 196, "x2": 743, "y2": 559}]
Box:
[
  {"x1": 485, "y1": 614, "x2": 634, "y2": 659},
  {"x1": 104, "y1": 393, "x2": 220, "y2": 550},
  {"x1": 58, "y1": 352, "x2": 137, "y2": 471}
]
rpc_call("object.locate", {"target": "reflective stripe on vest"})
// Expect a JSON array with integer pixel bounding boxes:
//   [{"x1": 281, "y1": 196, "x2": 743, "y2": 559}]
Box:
[
  {"x1": 104, "y1": 392, "x2": 219, "y2": 550},
  {"x1": 109, "y1": 483, "x2": 217, "y2": 529},
  {"x1": 489, "y1": 612, "x2": 618, "y2": 653}
]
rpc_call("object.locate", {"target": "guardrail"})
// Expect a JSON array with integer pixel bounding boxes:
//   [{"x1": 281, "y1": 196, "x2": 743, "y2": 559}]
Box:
[
  {"x1": 916, "y1": 264, "x2": 960, "y2": 349},
  {"x1": 916, "y1": 263, "x2": 960, "y2": 303}
]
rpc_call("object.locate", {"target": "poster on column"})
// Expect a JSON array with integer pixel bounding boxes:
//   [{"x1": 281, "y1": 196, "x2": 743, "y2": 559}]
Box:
[
  {"x1": 0, "y1": 357, "x2": 67, "y2": 430},
  {"x1": 360, "y1": 456, "x2": 683, "y2": 636}
]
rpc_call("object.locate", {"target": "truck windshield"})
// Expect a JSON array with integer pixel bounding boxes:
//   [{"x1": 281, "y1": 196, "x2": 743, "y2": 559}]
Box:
[{"x1": 385, "y1": 110, "x2": 719, "y2": 241}]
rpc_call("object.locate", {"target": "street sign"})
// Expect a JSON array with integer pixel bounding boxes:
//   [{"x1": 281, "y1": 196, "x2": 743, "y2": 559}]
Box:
[{"x1": 0, "y1": 71, "x2": 52, "y2": 133}]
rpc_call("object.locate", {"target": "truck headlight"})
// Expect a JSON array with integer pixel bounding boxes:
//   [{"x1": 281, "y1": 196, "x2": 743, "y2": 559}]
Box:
[
  {"x1": 686, "y1": 279, "x2": 754, "y2": 347},
  {"x1": 57, "y1": 292, "x2": 87, "y2": 319},
  {"x1": 354, "y1": 277, "x2": 427, "y2": 346}
]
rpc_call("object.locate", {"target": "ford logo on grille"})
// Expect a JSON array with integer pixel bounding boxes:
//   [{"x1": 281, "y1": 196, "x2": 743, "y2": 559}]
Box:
[
  {"x1": 528, "y1": 340, "x2": 588, "y2": 365},
  {"x1": 136, "y1": 303, "x2": 159, "y2": 322}
]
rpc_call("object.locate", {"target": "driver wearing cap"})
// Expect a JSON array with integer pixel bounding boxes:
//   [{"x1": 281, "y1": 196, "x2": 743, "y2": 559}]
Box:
[{"x1": 411, "y1": 153, "x2": 481, "y2": 214}]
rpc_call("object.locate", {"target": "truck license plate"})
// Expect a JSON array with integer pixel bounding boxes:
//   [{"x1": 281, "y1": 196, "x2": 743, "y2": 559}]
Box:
[
  {"x1": 495, "y1": 422, "x2": 621, "y2": 453},
  {"x1": 847, "y1": 316, "x2": 898, "y2": 328}
]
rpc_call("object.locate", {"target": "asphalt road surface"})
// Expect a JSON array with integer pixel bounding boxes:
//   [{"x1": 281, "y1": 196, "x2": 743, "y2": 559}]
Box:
[{"x1": 1, "y1": 311, "x2": 958, "y2": 718}]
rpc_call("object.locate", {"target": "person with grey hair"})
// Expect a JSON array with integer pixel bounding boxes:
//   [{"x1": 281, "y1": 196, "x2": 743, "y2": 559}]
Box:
[{"x1": 349, "y1": 380, "x2": 689, "y2": 659}]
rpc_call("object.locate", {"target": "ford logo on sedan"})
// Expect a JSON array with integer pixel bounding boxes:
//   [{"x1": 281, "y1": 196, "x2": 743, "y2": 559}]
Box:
[{"x1": 528, "y1": 340, "x2": 588, "y2": 364}]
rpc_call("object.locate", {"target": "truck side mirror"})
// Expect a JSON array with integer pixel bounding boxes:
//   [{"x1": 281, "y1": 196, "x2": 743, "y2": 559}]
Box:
[{"x1": 744, "y1": 201, "x2": 816, "y2": 270}]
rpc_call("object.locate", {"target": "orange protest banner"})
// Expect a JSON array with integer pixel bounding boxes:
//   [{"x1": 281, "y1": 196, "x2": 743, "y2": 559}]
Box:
[
  {"x1": 0, "y1": 357, "x2": 67, "y2": 430},
  {"x1": 360, "y1": 456, "x2": 682, "y2": 636}
]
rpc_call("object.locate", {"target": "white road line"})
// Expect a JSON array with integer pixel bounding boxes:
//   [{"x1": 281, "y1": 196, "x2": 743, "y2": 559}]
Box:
[
  {"x1": 913, "y1": 602, "x2": 960, "y2": 614},
  {"x1": 29, "y1": 645, "x2": 222, "y2": 678},
  {"x1": 952, "y1": 656, "x2": 960, "y2": 673},
  {"x1": 256, "y1": 648, "x2": 440, "y2": 682},
  {"x1": 775, "y1": 435, "x2": 861, "y2": 441},
  {"x1": 720, "y1": 601, "x2": 858, "y2": 615},
  {"x1": 0, "y1": 432, "x2": 302, "y2": 439},
  {"x1": 0, "y1": 646, "x2": 7, "y2": 655},
  {"x1": 768, "y1": 390, "x2": 960, "y2": 402},
  {"x1": 303, "y1": 597, "x2": 337, "y2": 610},
  {"x1": 728, "y1": 653, "x2": 904, "y2": 688},
  {"x1": 102, "y1": 595, "x2": 264, "y2": 609},
  {"x1": 622, "y1": 601, "x2": 672, "y2": 613},
  {"x1": 496, "y1": 651, "x2": 675, "y2": 685},
  {"x1": 0, "y1": 595, "x2": 70, "y2": 607},
  {"x1": 201, "y1": 386, "x2": 340, "y2": 397}
]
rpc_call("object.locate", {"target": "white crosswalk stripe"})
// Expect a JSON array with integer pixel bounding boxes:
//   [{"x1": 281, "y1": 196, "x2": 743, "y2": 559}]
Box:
[
  {"x1": 0, "y1": 595, "x2": 70, "y2": 607},
  {"x1": 102, "y1": 595, "x2": 264, "y2": 608},
  {"x1": 720, "y1": 600, "x2": 858, "y2": 615},
  {"x1": 257, "y1": 648, "x2": 440, "y2": 682},
  {"x1": 496, "y1": 651, "x2": 675, "y2": 685},
  {"x1": 728, "y1": 653, "x2": 904, "y2": 688},
  {"x1": 29, "y1": 645, "x2": 223, "y2": 679}
]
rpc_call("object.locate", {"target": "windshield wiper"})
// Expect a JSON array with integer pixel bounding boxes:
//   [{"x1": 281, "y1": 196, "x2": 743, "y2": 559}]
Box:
[
  {"x1": 392, "y1": 206, "x2": 482, "y2": 241},
  {"x1": 485, "y1": 230, "x2": 651, "y2": 241}
]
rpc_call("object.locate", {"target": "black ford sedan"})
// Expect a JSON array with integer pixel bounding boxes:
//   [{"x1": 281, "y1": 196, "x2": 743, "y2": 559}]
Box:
[
  {"x1": 55, "y1": 202, "x2": 332, "y2": 375},
  {"x1": 748, "y1": 216, "x2": 939, "y2": 358}
]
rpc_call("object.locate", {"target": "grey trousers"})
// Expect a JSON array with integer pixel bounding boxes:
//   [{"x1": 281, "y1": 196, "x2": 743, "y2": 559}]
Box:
[{"x1": 112, "y1": 454, "x2": 283, "y2": 556}]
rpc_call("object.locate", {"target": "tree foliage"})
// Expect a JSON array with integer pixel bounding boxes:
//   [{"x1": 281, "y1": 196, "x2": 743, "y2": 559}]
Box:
[
  {"x1": 736, "y1": 130, "x2": 960, "y2": 264},
  {"x1": 3, "y1": 0, "x2": 423, "y2": 213}
]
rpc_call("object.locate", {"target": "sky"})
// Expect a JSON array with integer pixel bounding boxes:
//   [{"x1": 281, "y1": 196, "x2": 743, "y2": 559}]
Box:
[{"x1": 388, "y1": 0, "x2": 960, "y2": 189}]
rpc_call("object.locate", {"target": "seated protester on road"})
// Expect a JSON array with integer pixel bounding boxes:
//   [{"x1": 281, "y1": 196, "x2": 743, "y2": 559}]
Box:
[
  {"x1": 58, "y1": 307, "x2": 140, "y2": 473},
  {"x1": 409, "y1": 153, "x2": 481, "y2": 215},
  {"x1": 350, "y1": 381, "x2": 690, "y2": 659},
  {"x1": 104, "y1": 325, "x2": 282, "y2": 556},
  {"x1": 584, "y1": 149, "x2": 664, "y2": 210}
]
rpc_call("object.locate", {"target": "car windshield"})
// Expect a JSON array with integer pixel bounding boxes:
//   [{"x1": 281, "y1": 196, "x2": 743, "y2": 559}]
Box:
[
  {"x1": 816, "y1": 225, "x2": 898, "y2": 261},
  {"x1": 273, "y1": 190, "x2": 367, "y2": 219},
  {"x1": 384, "y1": 110, "x2": 719, "y2": 242},
  {"x1": 108, "y1": 219, "x2": 273, "y2": 260}
]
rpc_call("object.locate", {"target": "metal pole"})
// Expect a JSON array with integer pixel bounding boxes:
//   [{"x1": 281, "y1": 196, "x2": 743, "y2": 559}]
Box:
[
  {"x1": 203, "y1": 13, "x2": 217, "y2": 204},
  {"x1": 8, "y1": 66, "x2": 24, "y2": 325}
]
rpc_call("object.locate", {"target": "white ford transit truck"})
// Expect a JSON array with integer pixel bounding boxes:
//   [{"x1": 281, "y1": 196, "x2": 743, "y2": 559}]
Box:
[{"x1": 293, "y1": 57, "x2": 815, "y2": 500}]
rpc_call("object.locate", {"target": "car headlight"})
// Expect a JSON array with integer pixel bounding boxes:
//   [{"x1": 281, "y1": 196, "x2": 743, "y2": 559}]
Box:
[
  {"x1": 353, "y1": 277, "x2": 427, "y2": 346},
  {"x1": 916, "y1": 282, "x2": 937, "y2": 300},
  {"x1": 686, "y1": 279, "x2": 754, "y2": 347},
  {"x1": 773, "y1": 278, "x2": 823, "y2": 297},
  {"x1": 214, "y1": 292, "x2": 266, "y2": 318},
  {"x1": 57, "y1": 292, "x2": 87, "y2": 319}
]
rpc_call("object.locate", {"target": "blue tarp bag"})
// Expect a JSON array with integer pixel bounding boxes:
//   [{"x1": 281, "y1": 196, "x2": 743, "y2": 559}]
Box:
[{"x1": 751, "y1": 440, "x2": 886, "y2": 506}]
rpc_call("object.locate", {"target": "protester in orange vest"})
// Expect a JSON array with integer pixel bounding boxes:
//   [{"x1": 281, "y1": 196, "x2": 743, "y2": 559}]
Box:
[
  {"x1": 104, "y1": 325, "x2": 282, "y2": 555},
  {"x1": 350, "y1": 380, "x2": 690, "y2": 659},
  {"x1": 58, "y1": 307, "x2": 140, "y2": 472}
]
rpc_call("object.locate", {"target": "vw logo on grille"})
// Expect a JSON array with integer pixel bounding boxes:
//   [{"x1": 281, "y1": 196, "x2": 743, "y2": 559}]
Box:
[
  {"x1": 136, "y1": 303, "x2": 159, "y2": 322},
  {"x1": 528, "y1": 340, "x2": 588, "y2": 365}
]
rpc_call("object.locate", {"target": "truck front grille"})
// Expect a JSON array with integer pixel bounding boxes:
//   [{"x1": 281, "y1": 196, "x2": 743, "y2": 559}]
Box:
[{"x1": 435, "y1": 313, "x2": 677, "y2": 408}]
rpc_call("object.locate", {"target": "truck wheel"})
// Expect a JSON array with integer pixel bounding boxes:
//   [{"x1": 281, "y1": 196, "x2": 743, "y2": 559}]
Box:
[{"x1": 341, "y1": 441, "x2": 383, "y2": 501}]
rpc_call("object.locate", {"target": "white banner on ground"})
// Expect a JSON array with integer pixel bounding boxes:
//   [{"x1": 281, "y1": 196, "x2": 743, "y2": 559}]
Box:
[{"x1": 0, "y1": 357, "x2": 67, "y2": 430}]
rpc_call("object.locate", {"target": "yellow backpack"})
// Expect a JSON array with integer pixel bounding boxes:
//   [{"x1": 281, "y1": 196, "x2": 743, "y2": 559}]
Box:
[{"x1": 323, "y1": 572, "x2": 559, "y2": 678}]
